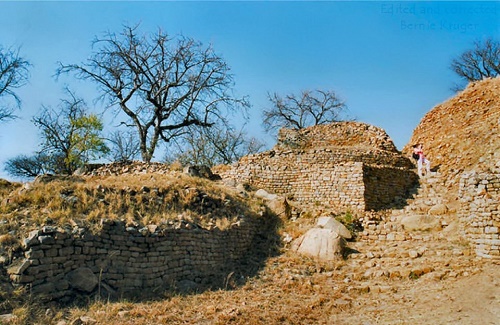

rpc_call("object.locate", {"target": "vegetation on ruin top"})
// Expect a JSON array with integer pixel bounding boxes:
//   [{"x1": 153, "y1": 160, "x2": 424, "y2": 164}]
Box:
[{"x1": 0, "y1": 169, "x2": 267, "y2": 237}]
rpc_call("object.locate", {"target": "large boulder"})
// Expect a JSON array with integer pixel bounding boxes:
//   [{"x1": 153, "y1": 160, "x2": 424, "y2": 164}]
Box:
[
  {"x1": 255, "y1": 189, "x2": 279, "y2": 201},
  {"x1": 255, "y1": 189, "x2": 294, "y2": 219},
  {"x1": 292, "y1": 216, "x2": 352, "y2": 260},
  {"x1": 428, "y1": 204, "x2": 449, "y2": 216},
  {"x1": 292, "y1": 228, "x2": 346, "y2": 260}
]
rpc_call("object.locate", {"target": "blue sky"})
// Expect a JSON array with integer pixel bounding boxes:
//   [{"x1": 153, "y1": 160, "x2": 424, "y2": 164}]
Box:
[{"x1": 0, "y1": 1, "x2": 499, "y2": 180}]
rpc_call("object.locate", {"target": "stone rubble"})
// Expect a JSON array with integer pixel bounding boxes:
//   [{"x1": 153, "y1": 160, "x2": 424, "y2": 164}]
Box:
[{"x1": 403, "y1": 77, "x2": 500, "y2": 193}]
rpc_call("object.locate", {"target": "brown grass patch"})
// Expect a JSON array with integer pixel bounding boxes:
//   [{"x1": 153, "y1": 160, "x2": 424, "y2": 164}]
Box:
[{"x1": 0, "y1": 172, "x2": 265, "y2": 234}]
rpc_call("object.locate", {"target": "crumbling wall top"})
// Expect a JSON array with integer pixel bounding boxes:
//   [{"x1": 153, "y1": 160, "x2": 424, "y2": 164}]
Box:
[{"x1": 276, "y1": 121, "x2": 398, "y2": 153}]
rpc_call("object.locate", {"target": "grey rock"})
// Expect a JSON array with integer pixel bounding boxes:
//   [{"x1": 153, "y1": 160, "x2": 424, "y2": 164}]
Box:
[
  {"x1": 31, "y1": 282, "x2": 56, "y2": 295},
  {"x1": 292, "y1": 228, "x2": 346, "y2": 261},
  {"x1": 22, "y1": 230, "x2": 40, "y2": 248},
  {"x1": 408, "y1": 250, "x2": 419, "y2": 258},
  {"x1": 7, "y1": 258, "x2": 31, "y2": 275},
  {"x1": 428, "y1": 204, "x2": 448, "y2": 216},
  {"x1": 183, "y1": 165, "x2": 219, "y2": 180},
  {"x1": 66, "y1": 267, "x2": 98, "y2": 293},
  {"x1": 0, "y1": 314, "x2": 16, "y2": 323},
  {"x1": 70, "y1": 316, "x2": 97, "y2": 325},
  {"x1": 176, "y1": 279, "x2": 198, "y2": 293},
  {"x1": 316, "y1": 216, "x2": 352, "y2": 239}
]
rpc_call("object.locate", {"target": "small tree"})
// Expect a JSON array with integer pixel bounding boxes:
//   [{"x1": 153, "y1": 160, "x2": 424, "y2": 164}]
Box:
[
  {"x1": 31, "y1": 89, "x2": 109, "y2": 174},
  {"x1": 0, "y1": 46, "x2": 30, "y2": 122},
  {"x1": 451, "y1": 38, "x2": 500, "y2": 89},
  {"x1": 165, "y1": 124, "x2": 265, "y2": 167},
  {"x1": 108, "y1": 129, "x2": 141, "y2": 162},
  {"x1": 262, "y1": 89, "x2": 346, "y2": 133},
  {"x1": 58, "y1": 24, "x2": 248, "y2": 162}
]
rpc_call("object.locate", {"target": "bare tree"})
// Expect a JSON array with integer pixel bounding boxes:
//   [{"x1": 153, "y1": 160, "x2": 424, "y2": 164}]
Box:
[
  {"x1": 4, "y1": 152, "x2": 63, "y2": 179},
  {"x1": 165, "y1": 124, "x2": 265, "y2": 167},
  {"x1": 0, "y1": 46, "x2": 30, "y2": 122},
  {"x1": 108, "y1": 129, "x2": 141, "y2": 162},
  {"x1": 451, "y1": 38, "x2": 500, "y2": 90},
  {"x1": 262, "y1": 89, "x2": 347, "y2": 133},
  {"x1": 58, "y1": 25, "x2": 248, "y2": 162}
]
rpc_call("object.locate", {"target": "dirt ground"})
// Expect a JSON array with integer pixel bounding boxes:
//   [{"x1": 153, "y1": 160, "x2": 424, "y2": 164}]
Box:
[{"x1": 328, "y1": 254, "x2": 499, "y2": 325}]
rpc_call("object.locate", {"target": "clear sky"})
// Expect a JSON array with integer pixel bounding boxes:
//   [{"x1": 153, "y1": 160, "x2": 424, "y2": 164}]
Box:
[{"x1": 0, "y1": 1, "x2": 499, "y2": 180}]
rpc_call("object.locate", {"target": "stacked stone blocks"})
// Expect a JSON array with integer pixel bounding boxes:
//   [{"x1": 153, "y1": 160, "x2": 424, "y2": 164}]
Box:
[
  {"x1": 217, "y1": 122, "x2": 418, "y2": 212},
  {"x1": 8, "y1": 218, "x2": 258, "y2": 301},
  {"x1": 459, "y1": 170, "x2": 500, "y2": 258}
]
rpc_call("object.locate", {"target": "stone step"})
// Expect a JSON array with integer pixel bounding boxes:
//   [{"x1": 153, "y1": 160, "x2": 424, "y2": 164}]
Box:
[{"x1": 362, "y1": 171, "x2": 458, "y2": 245}]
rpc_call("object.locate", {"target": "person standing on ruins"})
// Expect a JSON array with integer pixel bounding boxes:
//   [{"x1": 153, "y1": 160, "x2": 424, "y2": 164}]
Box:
[{"x1": 413, "y1": 144, "x2": 431, "y2": 177}]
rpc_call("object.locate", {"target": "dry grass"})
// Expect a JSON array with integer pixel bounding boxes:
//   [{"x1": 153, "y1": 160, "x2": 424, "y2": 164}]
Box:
[
  {"x1": 0, "y1": 194, "x2": 353, "y2": 325},
  {"x1": 0, "y1": 173, "x2": 265, "y2": 234}
]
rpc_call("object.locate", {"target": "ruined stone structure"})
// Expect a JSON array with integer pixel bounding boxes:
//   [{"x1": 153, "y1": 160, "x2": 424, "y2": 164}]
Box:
[
  {"x1": 458, "y1": 168, "x2": 500, "y2": 259},
  {"x1": 217, "y1": 122, "x2": 418, "y2": 212},
  {"x1": 7, "y1": 218, "x2": 259, "y2": 301},
  {"x1": 402, "y1": 78, "x2": 500, "y2": 260},
  {"x1": 403, "y1": 77, "x2": 500, "y2": 193}
]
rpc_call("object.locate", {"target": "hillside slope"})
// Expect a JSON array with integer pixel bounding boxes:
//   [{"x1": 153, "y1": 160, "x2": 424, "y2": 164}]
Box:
[{"x1": 403, "y1": 77, "x2": 500, "y2": 191}]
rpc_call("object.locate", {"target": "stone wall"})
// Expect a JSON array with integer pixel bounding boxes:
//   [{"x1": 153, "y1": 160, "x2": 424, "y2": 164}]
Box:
[
  {"x1": 363, "y1": 165, "x2": 419, "y2": 211},
  {"x1": 217, "y1": 148, "x2": 417, "y2": 212},
  {"x1": 216, "y1": 122, "x2": 418, "y2": 212},
  {"x1": 458, "y1": 169, "x2": 500, "y2": 259},
  {"x1": 220, "y1": 152, "x2": 364, "y2": 211},
  {"x1": 357, "y1": 212, "x2": 412, "y2": 242},
  {"x1": 7, "y1": 218, "x2": 259, "y2": 301},
  {"x1": 77, "y1": 161, "x2": 173, "y2": 176}
]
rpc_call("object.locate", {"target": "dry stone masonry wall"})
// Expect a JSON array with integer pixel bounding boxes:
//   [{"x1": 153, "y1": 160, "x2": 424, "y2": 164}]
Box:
[
  {"x1": 7, "y1": 218, "x2": 259, "y2": 301},
  {"x1": 362, "y1": 165, "x2": 418, "y2": 211},
  {"x1": 458, "y1": 167, "x2": 500, "y2": 259},
  {"x1": 217, "y1": 122, "x2": 418, "y2": 212},
  {"x1": 77, "y1": 161, "x2": 174, "y2": 177}
]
